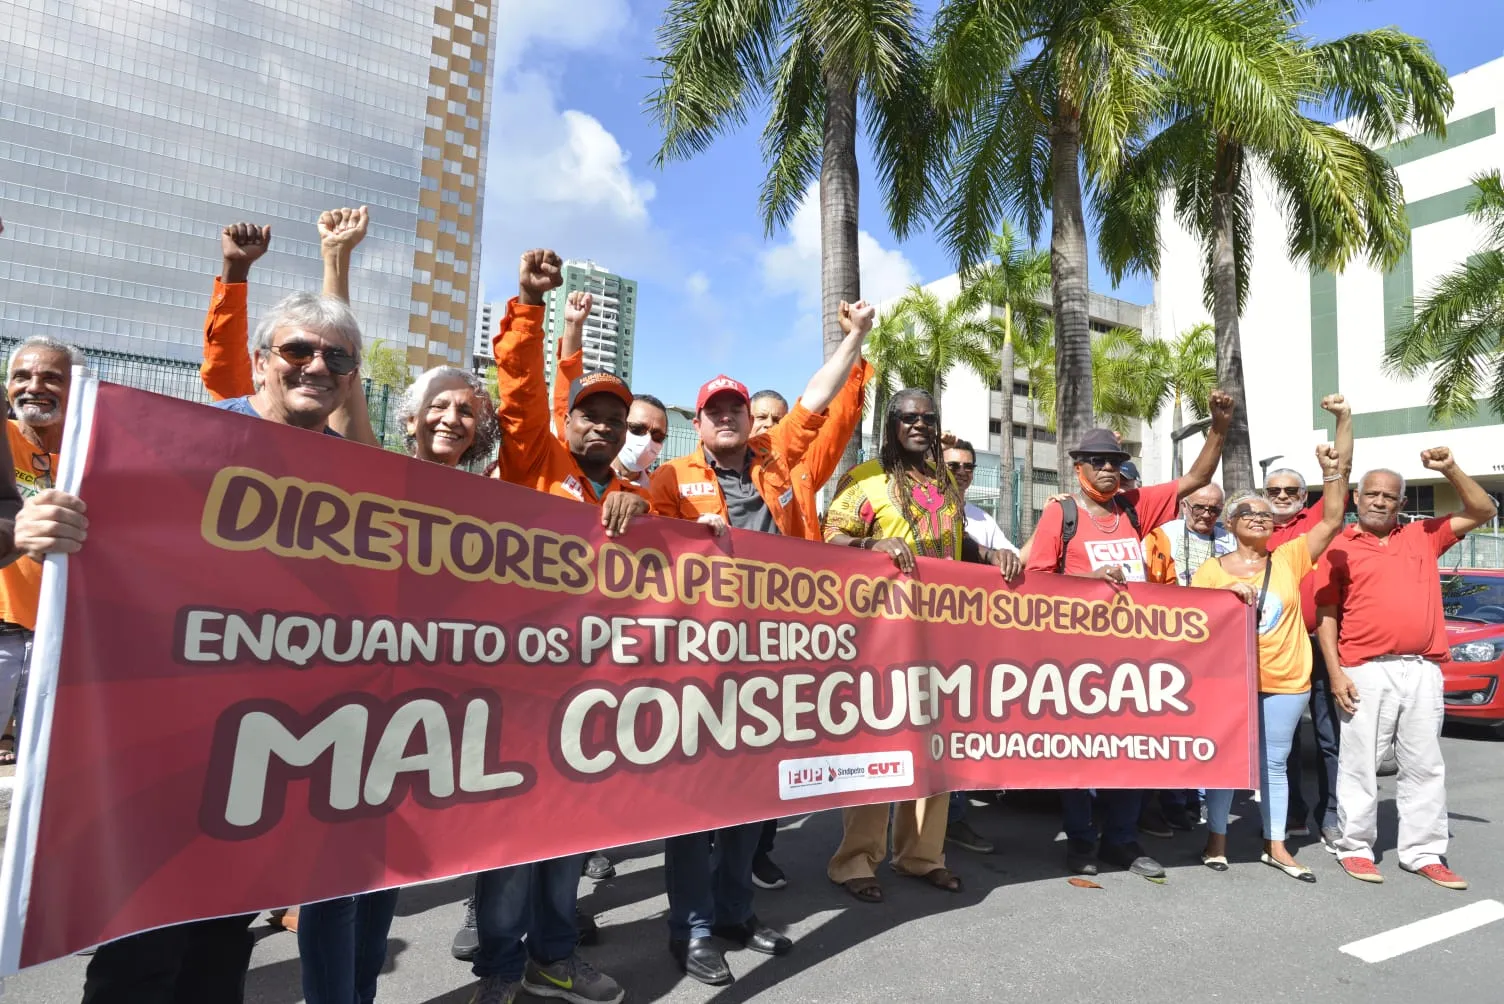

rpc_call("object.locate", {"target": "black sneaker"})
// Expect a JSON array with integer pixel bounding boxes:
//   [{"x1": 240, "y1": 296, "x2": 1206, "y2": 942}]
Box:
[
  {"x1": 451, "y1": 894, "x2": 479, "y2": 961},
  {"x1": 576, "y1": 908, "x2": 600, "y2": 947},
  {"x1": 1066, "y1": 838, "x2": 1098, "y2": 875},
  {"x1": 945, "y1": 818, "x2": 995, "y2": 853},
  {"x1": 1162, "y1": 804, "x2": 1194, "y2": 831},
  {"x1": 751, "y1": 853, "x2": 787, "y2": 890},
  {"x1": 583, "y1": 852, "x2": 615, "y2": 881},
  {"x1": 1099, "y1": 841, "x2": 1166, "y2": 879},
  {"x1": 1138, "y1": 808, "x2": 1174, "y2": 839}
]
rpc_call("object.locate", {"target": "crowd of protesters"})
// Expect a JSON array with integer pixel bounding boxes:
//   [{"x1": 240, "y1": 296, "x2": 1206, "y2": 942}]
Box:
[{"x1": 0, "y1": 207, "x2": 1496, "y2": 1004}]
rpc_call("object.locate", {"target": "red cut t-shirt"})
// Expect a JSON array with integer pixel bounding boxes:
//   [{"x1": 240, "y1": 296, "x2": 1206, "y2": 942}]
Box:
[
  {"x1": 1025, "y1": 482, "x2": 1180, "y2": 579},
  {"x1": 1269, "y1": 502, "x2": 1321, "y2": 632}
]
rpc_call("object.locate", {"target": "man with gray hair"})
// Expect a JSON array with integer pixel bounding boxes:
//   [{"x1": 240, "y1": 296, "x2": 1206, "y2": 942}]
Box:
[
  {"x1": 0, "y1": 334, "x2": 86, "y2": 764},
  {"x1": 1314, "y1": 450, "x2": 1497, "y2": 889},
  {"x1": 218, "y1": 292, "x2": 363, "y2": 432},
  {"x1": 14, "y1": 288, "x2": 366, "y2": 1002}
]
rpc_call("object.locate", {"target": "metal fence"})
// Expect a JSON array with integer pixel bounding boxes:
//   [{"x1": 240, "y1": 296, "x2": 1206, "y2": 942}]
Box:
[{"x1": 0, "y1": 337, "x2": 409, "y2": 448}]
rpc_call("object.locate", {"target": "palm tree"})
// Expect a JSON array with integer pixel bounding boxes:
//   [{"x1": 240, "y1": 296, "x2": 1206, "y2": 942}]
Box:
[
  {"x1": 1096, "y1": 10, "x2": 1452, "y2": 492},
  {"x1": 928, "y1": 0, "x2": 1280, "y2": 484},
  {"x1": 958, "y1": 223, "x2": 1051, "y2": 535},
  {"x1": 651, "y1": 0, "x2": 939, "y2": 480},
  {"x1": 1142, "y1": 323, "x2": 1218, "y2": 477},
  {"x1": 863, "y1": 307, "x2": 922, "y2": 445},
  {"x1": 1385, "y1": 171, "x2": 1504, "y2": 420},
  {"x1": 878, "y1": 285, "x2": 999, "y2": 401},
  {"x1": 1012, "y1": 316, "x2": 1055, "y2": 535}
]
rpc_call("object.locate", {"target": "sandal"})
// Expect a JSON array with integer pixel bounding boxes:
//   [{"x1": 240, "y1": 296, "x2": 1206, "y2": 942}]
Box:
[
  {"x1": 839, "y1": 877, "x2": 883, "y2": 903},
  {"x1": 1201, "y1": 854, "x2": 1229, "y2": 872},
  {"x1": 912, "y1": 867, "x2": 963, "y2": 893}
]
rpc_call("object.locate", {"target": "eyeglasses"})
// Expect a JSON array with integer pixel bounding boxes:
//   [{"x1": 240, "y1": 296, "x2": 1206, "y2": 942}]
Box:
[
  {"x1": 1079, "y1": 454, "x2": 1121, "y2": 470},
  {"x1": 1265, "y1": 486, "x2": 1304, "y2": 498},
  {"x1": 898, "y1": 411, "x2": 938, "y2": 427},
  {"x1": 628, "y1": 421, "x2": 667, "y2": 444},
  {"x1": 945, "y1": 461, "x2": 975, "y2": 472},
  {"x1": 1187, "y1": 504, "x2": 1221, "y2": 516},
  {"x1": 30, "y1": 452, "x2": 51, "y2": 491},
  {"x1": 1233, "y1": 509, "x2": 1275, "y2": 524},
  {"x1": 268, "y1": 339, "x2": 359, "y2": 376}
]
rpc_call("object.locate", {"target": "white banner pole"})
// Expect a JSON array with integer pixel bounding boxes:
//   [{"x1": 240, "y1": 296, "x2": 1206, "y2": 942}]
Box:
[{"x1": 0, "y1": 368, "x2": 98, "y2": 976}]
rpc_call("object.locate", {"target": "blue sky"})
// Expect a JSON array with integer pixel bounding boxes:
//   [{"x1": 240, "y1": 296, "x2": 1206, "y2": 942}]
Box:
[{"x1": 481, "y1": 1, "x2": 1500, "y2": 409}]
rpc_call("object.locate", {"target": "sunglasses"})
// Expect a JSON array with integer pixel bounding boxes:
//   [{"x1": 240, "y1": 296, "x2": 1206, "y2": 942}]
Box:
[
  {"x1": 1266, "y1": 486, "x2": 1304, "y2": 498},
  {"x1": 1187, "y1": 504, "x2": 1221, "y2": 516},
  {"x1": 628, "y1": 421, "x2": 667, "y2": 444},
  {"x1": 30, "y1": 452, "x2": 52, "y2": 491},
  {"x1": 898, "y1": 411, "x2": 938, "y2": 427},
  {"x1": 1079, "y1": 454, "x2": 1121, "y2": 470},
  {"x1": 945, "y1": 461, "x2": 975, "y2": 472},
  {"x1": 269, "y1": 339, "x2": 359, "y2": 376}
]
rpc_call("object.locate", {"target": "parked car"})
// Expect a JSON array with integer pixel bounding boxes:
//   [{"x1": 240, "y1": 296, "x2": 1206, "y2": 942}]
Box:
[{"x1": 1439, "y1": 568, "x2": 1504, "y2": 733}]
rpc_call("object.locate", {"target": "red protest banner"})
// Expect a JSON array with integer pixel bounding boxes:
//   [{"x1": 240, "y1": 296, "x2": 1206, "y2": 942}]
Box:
[{"x1": 0, "y1": 381, "x2": 1256, "y2": 971}]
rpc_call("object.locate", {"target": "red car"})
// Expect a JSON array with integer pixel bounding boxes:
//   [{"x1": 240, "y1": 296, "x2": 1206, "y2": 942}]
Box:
[{"x1": 1440, "y1": 568, "x2": 1504, "y2": 733}]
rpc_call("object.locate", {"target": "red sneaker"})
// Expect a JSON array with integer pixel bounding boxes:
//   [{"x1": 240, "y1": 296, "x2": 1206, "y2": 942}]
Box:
[
  {"x1": 1339, "y1": 856, "x2": 1384, "y2": 883},
  {"x1": 1409, "y1": 863, "x2": 1469, "y2": 890}
]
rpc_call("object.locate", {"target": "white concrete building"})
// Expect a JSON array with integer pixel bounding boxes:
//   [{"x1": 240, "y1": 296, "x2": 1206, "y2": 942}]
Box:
[{"x1": 1147, "y1": 56, "x2": 1504, "y2": 518}]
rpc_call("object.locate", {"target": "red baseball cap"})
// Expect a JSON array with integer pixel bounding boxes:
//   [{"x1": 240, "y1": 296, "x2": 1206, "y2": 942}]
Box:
[
  {"x1": 568, "y1": 371, "x2": 633, "y2": 412},
  {"x1": 695, "y1": 374, "x2": 750, "y2": 413}
]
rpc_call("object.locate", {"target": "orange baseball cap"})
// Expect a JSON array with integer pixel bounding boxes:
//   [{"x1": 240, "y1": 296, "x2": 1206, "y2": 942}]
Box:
[{"x1": 567, "y1": 371, "x2": 633, "y2": 412}]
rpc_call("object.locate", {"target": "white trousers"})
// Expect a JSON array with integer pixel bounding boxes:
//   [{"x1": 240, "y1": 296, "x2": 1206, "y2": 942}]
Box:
[{"x1": 1334, "y1": 655, "x2": 1449, "y2": 869}]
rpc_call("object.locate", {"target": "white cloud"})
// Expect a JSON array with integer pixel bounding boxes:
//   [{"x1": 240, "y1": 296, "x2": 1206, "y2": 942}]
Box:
[
  {"x1": 685, "y1": 271, "x2": 710, "y2": 296},
  {"x1": 489, "y1": 0, "x2": 632, "y2": 74},
  {"x1": 760, "y1": 183, "x2": 920, "y2": 318}
]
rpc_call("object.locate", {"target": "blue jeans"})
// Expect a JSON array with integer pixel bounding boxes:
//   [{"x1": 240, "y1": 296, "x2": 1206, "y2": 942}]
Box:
[
  {"x1": 1207, "y1": 691, "x2": 1309, "y2": 840},
  {"x1": 1286, "y1": 649, "x2": 1341, "y2": 830},
  {"x1": 1061, "y1": 789, "x2": 1141, "y2": 846},
  {"x1": 297, "y1": 890, "x2": 400, "y2": 1004},
  {"x1": 664, "y1": 823, "x2": 760, "y2": 940},
  {"x1": 473, "y1": 856, "x2": 582, "y2": 982}
]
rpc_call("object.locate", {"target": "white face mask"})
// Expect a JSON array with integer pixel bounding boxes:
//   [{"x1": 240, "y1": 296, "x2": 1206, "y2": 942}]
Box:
[{"x1": 617, "y1": 432, "x2": 663, "y2": 473}]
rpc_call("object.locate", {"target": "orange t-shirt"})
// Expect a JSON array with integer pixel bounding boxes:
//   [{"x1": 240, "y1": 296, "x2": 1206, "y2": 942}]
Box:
[{"x1": 0, "y1": 421, "x2": 60, "y2": 630}]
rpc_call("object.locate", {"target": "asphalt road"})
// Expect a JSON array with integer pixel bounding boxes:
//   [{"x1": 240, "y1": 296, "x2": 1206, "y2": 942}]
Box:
[{"x1": 7, "y1": 725, "x2": 1503, "y2": 1004}]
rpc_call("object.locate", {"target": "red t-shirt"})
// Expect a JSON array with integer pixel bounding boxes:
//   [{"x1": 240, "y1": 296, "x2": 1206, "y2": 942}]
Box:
[
  {"x1": 1025, "y1": 482, "x2": 1180, "y2": 579},
  {"x1": 1312, "y1": 517, "x2": 1461, "y2": 666},
  {"x1": 1270, "y1": 503, "x2": 1321, "y2": 633}
]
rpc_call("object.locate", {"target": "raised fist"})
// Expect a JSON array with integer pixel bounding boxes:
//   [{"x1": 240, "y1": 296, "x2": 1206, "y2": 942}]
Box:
[
  {"x1": 1315, "y1": 443, "x2": 1340, "y2": 474},
  {"x1": 221, "y1": 222, "x2": 271, "y2": 264},
  {"x1": 519, "y1": 249, "x2": 563, "y2": 305},
  {"x1": 1421, "y1": 447, "x2": 1456, "y2": 473},
  {"x1": 839, "y1": 300, "x2": 877, "y2": 336},
  {"x1": 318, "y1": 206, "x2": 368, "y2": 256},
  {"x1": 1320, "y1": 393, "x2": 1349, "y2": 418},
  {"x1": 940, "y1": 430, "x2": 959, "y2": 450},
  {"x1": 1208, "y1": 389, "x2": 1235, "y2": 426},
  {"x1": 565, "y1": 290, "x2": 593, "y2": 326}
]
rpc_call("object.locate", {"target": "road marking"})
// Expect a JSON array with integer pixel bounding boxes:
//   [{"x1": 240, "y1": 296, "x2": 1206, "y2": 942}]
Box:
[{"x1": 1340, "y1": 899, "x2": 1504, "y2": 963}]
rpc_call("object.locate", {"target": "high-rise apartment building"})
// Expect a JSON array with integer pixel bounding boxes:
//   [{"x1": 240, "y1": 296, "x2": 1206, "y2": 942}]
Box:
[
  {"x1": 539, "y1": 261, "x2": 638, "y2": 388},
  {"x1": 473, "y1": 295, "x2": 501, "y2": 372},
  {"x1": 0, "y1": 0, "x2": 494, "y2": 375}
]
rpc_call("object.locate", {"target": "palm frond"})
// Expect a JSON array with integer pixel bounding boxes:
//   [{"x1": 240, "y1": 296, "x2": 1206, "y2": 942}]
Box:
[
  {"x1": 1308, "y1": 28, "x2": 1452, "y2": 145},
  {"x1": 1384, "y1": 250, "x2": 1504, "y2": 419},
  {"x1": 758, "y1": 28, "x2": 825, "y2": 234}
]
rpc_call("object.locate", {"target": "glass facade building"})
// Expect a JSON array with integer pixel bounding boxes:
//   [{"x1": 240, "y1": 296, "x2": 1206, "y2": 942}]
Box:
[{"x1": 0, "y1": 0, "x2": 493, "y2": 372}]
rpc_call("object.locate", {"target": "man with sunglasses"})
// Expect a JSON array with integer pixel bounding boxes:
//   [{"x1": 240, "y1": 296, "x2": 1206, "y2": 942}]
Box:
[
  {"x1": 646, "y1": 299, "x2": 874, "y2": 988},
  {"x1": 1266, "y1": 395, "x2": 1352, "y2": 848},
  {"x1": 13, "y1": 296, "x2": 366, "y2": 1003},
  {"x1": 0, "y1": 336, "x2": 82, "y2": 767},
  {"x1": 1024, "y1": 390, "x2": 1234, "y2": 880}
]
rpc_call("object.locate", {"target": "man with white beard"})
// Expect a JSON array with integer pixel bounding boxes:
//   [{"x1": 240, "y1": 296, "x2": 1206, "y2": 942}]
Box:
[{"x1": 0, "y1": 336, "x2": 83, "y2": 760}]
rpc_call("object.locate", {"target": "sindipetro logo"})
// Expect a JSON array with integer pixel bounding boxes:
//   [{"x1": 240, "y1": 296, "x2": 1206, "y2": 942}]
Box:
[{"x1": 778, "y1": 751, "x2": 914, "y2": 801}]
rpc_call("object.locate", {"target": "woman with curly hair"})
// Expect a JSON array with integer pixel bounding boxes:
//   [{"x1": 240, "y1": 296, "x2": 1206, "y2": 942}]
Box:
[
  {"x1": 822, "y1": 388, "x2": 1021, "y2": 904},
  {"x1": 396, "y1": 365, "x2": 499, "y2": 469}
]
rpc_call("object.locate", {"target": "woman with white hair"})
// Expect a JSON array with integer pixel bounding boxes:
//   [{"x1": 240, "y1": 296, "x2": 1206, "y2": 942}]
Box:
[
  {"x1": 1193, "y1": 442, "x2": 1348, "y2": 881},
  {"x1": 396, "y1": 366, "x2": 499, "y2": 469}
]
